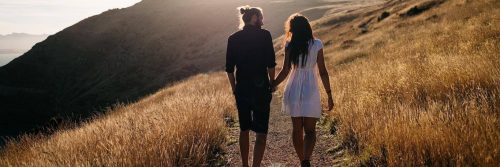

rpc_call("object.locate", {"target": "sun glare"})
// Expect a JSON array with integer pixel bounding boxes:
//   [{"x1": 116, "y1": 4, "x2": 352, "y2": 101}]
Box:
[{"x1": 0, "y1": 0, "x2": 141, "y2": 35}]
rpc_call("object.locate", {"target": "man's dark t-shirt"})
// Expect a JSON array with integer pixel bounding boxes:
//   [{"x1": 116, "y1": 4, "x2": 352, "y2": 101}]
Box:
[
  {"x1": 225, "y1": 25, "x2": 276, "y2": 134},
  {"x1": 225, "y1": 25, "x2": 276, "y2": 93}
]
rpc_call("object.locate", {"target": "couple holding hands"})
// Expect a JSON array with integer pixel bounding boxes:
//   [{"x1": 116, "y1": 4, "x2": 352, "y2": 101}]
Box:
[{"x1": 226, "y1": 5, "x2": 334, "y2": 167}]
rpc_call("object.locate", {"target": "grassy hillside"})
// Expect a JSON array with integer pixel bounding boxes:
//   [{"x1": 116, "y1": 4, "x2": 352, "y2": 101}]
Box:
[
  {"x1": 1, "y1": 0, "x2": 498, "y2": 166},
  {"x1": 1, "y1": 74, "x2": 234, "y2": 166},
  {"x1": 309, "y1": 0, "x2": 499, "y2": 166},
  {"x1": 0, "y1": 0, "x2": 341, "y2": 138}
]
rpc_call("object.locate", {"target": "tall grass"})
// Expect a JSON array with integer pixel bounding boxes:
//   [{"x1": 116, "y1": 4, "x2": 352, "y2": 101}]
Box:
[
  {"x1": 319, "y1": 0, "x2": 499, "y2": 166},
  {"x1": 0, "y1": 0, "x2": 498, "y2": 166},
  {"x1": 0, "y1": 74, "x2": 235, "y2": 166}
]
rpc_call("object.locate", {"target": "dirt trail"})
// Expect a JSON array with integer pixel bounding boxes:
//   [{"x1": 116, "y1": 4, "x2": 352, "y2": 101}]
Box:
[
  {"x1": 224, "y1": 93, "x2": 346, "y2": 166},
  {"x1": 223, "y1": 1, "x2": 387, "y2": 166}
]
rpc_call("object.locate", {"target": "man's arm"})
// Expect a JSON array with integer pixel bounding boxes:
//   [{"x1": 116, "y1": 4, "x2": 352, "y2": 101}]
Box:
[
  {"x1": 226, "y1": 37, "x2": 237, "y2": 95},
  {"x1": 227, "y1": 73, "x2": 236, "y2": 94},
  {"x1": 264, "y1": 31, "x2": 277, "y2": 89},
  {"x1": 268, "y1": 68, "x2": 275, "y2": 90}
]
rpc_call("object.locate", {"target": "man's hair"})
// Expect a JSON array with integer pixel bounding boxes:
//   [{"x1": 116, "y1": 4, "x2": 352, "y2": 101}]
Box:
[{"x1": 237, "y1": 5, "x2": 263, "y2": 29}]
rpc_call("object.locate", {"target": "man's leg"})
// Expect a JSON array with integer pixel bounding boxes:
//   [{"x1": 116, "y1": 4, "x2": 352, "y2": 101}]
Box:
[
  {"x1": 252, "y1": 133, "x2": 267, "y2": 167},
  {"x1": 251, "y1": 91, "x2": 271, "y2": 167},
  {"x1": 236, "y1": 93, "x2": 252, "y2": 167},
  {"x1": 240, "y1": 130, "x2": 250, "y2": 167}
]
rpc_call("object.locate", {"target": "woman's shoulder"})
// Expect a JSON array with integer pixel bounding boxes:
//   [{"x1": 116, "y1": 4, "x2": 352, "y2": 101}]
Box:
[
  {"x1": 313, "y1": 38, "x2": 323, "y2": 48},
  {"x1": 313, "y1": 38, "x2": 322, "y2": 44}
]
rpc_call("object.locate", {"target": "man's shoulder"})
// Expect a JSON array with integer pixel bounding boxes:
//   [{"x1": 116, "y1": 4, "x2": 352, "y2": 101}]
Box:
[
  {"x1": 228, "y1": 30, "x2": 240, "y2": 40},
  {"x1": 258, "y1": 28, "x2": 272, "y2": 36},
  {"x1": 228, "y1": 28, "x2": 271, "y2": 40}
]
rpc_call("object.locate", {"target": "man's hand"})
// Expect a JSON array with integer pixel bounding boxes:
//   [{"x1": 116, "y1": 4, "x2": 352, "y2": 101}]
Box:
[{"x1": 268, "y1": 67, "x2": 275, "y2": 92}]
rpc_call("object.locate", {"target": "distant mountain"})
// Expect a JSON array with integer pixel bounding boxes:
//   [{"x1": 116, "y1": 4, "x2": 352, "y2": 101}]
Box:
[
  {"x1": 0, "y1": 33, "x2": 49, "y2": 51},
  {"x1": 0, "y1": 0, "x2": 338, "y2": 138}
]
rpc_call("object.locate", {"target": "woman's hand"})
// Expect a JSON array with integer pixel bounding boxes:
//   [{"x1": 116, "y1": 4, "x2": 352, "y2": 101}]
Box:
[{"x1": 327, "y1": 95, "x2": 334, "y2": 111}]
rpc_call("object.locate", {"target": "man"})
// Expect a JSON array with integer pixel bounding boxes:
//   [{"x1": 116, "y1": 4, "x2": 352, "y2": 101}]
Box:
[{"x1": 225, "y1": 6, "x2": 276, "y2": 167}]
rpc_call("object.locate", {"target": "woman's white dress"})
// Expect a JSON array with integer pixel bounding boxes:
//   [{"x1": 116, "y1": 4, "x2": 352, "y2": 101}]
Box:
[{"x1": 282, "y1": 39, "x2": 323, "y2": 118}]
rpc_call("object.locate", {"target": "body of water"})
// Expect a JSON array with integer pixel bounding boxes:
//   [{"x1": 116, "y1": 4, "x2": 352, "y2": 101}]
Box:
[{"x1": 0, "y1": 53, "x2": 21, "y2": 67}]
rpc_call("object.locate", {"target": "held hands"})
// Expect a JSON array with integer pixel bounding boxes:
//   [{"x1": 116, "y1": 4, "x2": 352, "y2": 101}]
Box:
[{"x1": 270, "y1": 80, "x2": 277, "y2": 93}]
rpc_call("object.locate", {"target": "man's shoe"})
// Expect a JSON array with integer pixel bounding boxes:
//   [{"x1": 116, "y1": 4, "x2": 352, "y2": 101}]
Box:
[{"x1": 301, "y1": 160, "x2": 311, "y2": 167}]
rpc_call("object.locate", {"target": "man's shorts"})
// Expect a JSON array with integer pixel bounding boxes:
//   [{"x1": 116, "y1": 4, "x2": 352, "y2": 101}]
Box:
[{"x1": 235, "y1": 87, "x2": 272, "y2": 134}]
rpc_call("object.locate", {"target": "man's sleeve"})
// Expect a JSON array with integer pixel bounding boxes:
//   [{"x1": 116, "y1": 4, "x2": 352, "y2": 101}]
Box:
[
  {"x1": 264, "y1": 31, "x2": 277, "y2": 68},
  {"x1": 225, "y1": 37, "x2": 235, "y2": 73}
]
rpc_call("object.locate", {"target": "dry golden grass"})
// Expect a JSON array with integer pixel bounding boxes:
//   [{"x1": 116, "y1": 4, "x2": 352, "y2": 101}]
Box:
[
  {"x1": 0, "y1": 73, "x2": 235, "y2": 166},
  {"x1": 0, "y1": 0, "x2": 498, "y2": 166},
  {"x1": 310, "y1": 0, "x2": 499, "y2": 166}
]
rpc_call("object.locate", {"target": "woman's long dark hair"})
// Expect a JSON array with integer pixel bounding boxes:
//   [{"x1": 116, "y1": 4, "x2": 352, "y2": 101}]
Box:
[{"x1": 284, "y1": 14, "x2": 314, "y2": 67}]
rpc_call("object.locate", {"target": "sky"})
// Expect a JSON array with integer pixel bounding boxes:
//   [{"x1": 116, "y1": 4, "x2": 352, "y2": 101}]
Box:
[{"x1": 0, "y1": 0, "x2": 141, "y2": 35}]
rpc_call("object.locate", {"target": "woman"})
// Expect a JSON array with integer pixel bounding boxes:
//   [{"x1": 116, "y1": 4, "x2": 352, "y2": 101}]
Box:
[{"x1": 273, "y1": 14, "x2": 334, "y2": 167}]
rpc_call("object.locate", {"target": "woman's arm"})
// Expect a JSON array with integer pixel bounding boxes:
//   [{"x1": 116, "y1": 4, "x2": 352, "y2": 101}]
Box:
[
  {"x1": 317, "y1": 48, "x2": 334, "y2": 110},
  {"x1": 274, "y1": 50, "x2": 291, "y2": 87}
]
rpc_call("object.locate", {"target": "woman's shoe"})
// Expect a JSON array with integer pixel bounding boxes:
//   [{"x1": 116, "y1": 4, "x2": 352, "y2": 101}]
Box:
[{"x1": 301, "y1": 160, "x2": 311, "y2": 167}]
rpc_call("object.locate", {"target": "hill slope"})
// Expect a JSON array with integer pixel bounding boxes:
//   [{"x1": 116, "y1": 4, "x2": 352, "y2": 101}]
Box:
[
  {"x1": 0, "y1": 0, "x2": 347, "y2": 138},
  {"x1": 1, "y1": 0, "x2": 498, "y2": 166},
  {"x1": 0, "y1": 33, "x2": 49, "y2": 52},
  {"x1": 0, "y1": 33, "x2": 49, "y2": 66}
]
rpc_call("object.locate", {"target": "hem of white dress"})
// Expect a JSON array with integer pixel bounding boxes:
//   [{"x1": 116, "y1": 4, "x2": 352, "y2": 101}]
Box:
[
  {"x1": 282, "y1": 109, "x2": 321, "y2": 118},
  {"x1": 289, "y1": 115, "x2": 321, "y2": 118}
]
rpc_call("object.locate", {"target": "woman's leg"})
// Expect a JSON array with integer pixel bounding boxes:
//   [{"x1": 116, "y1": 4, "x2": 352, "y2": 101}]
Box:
[
  {"x1": 291, "y1": 117, "x2": 305, "y2": 161},
  {"x1": 303, "y1": 117, "x2": 318, "y2": 161}
]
